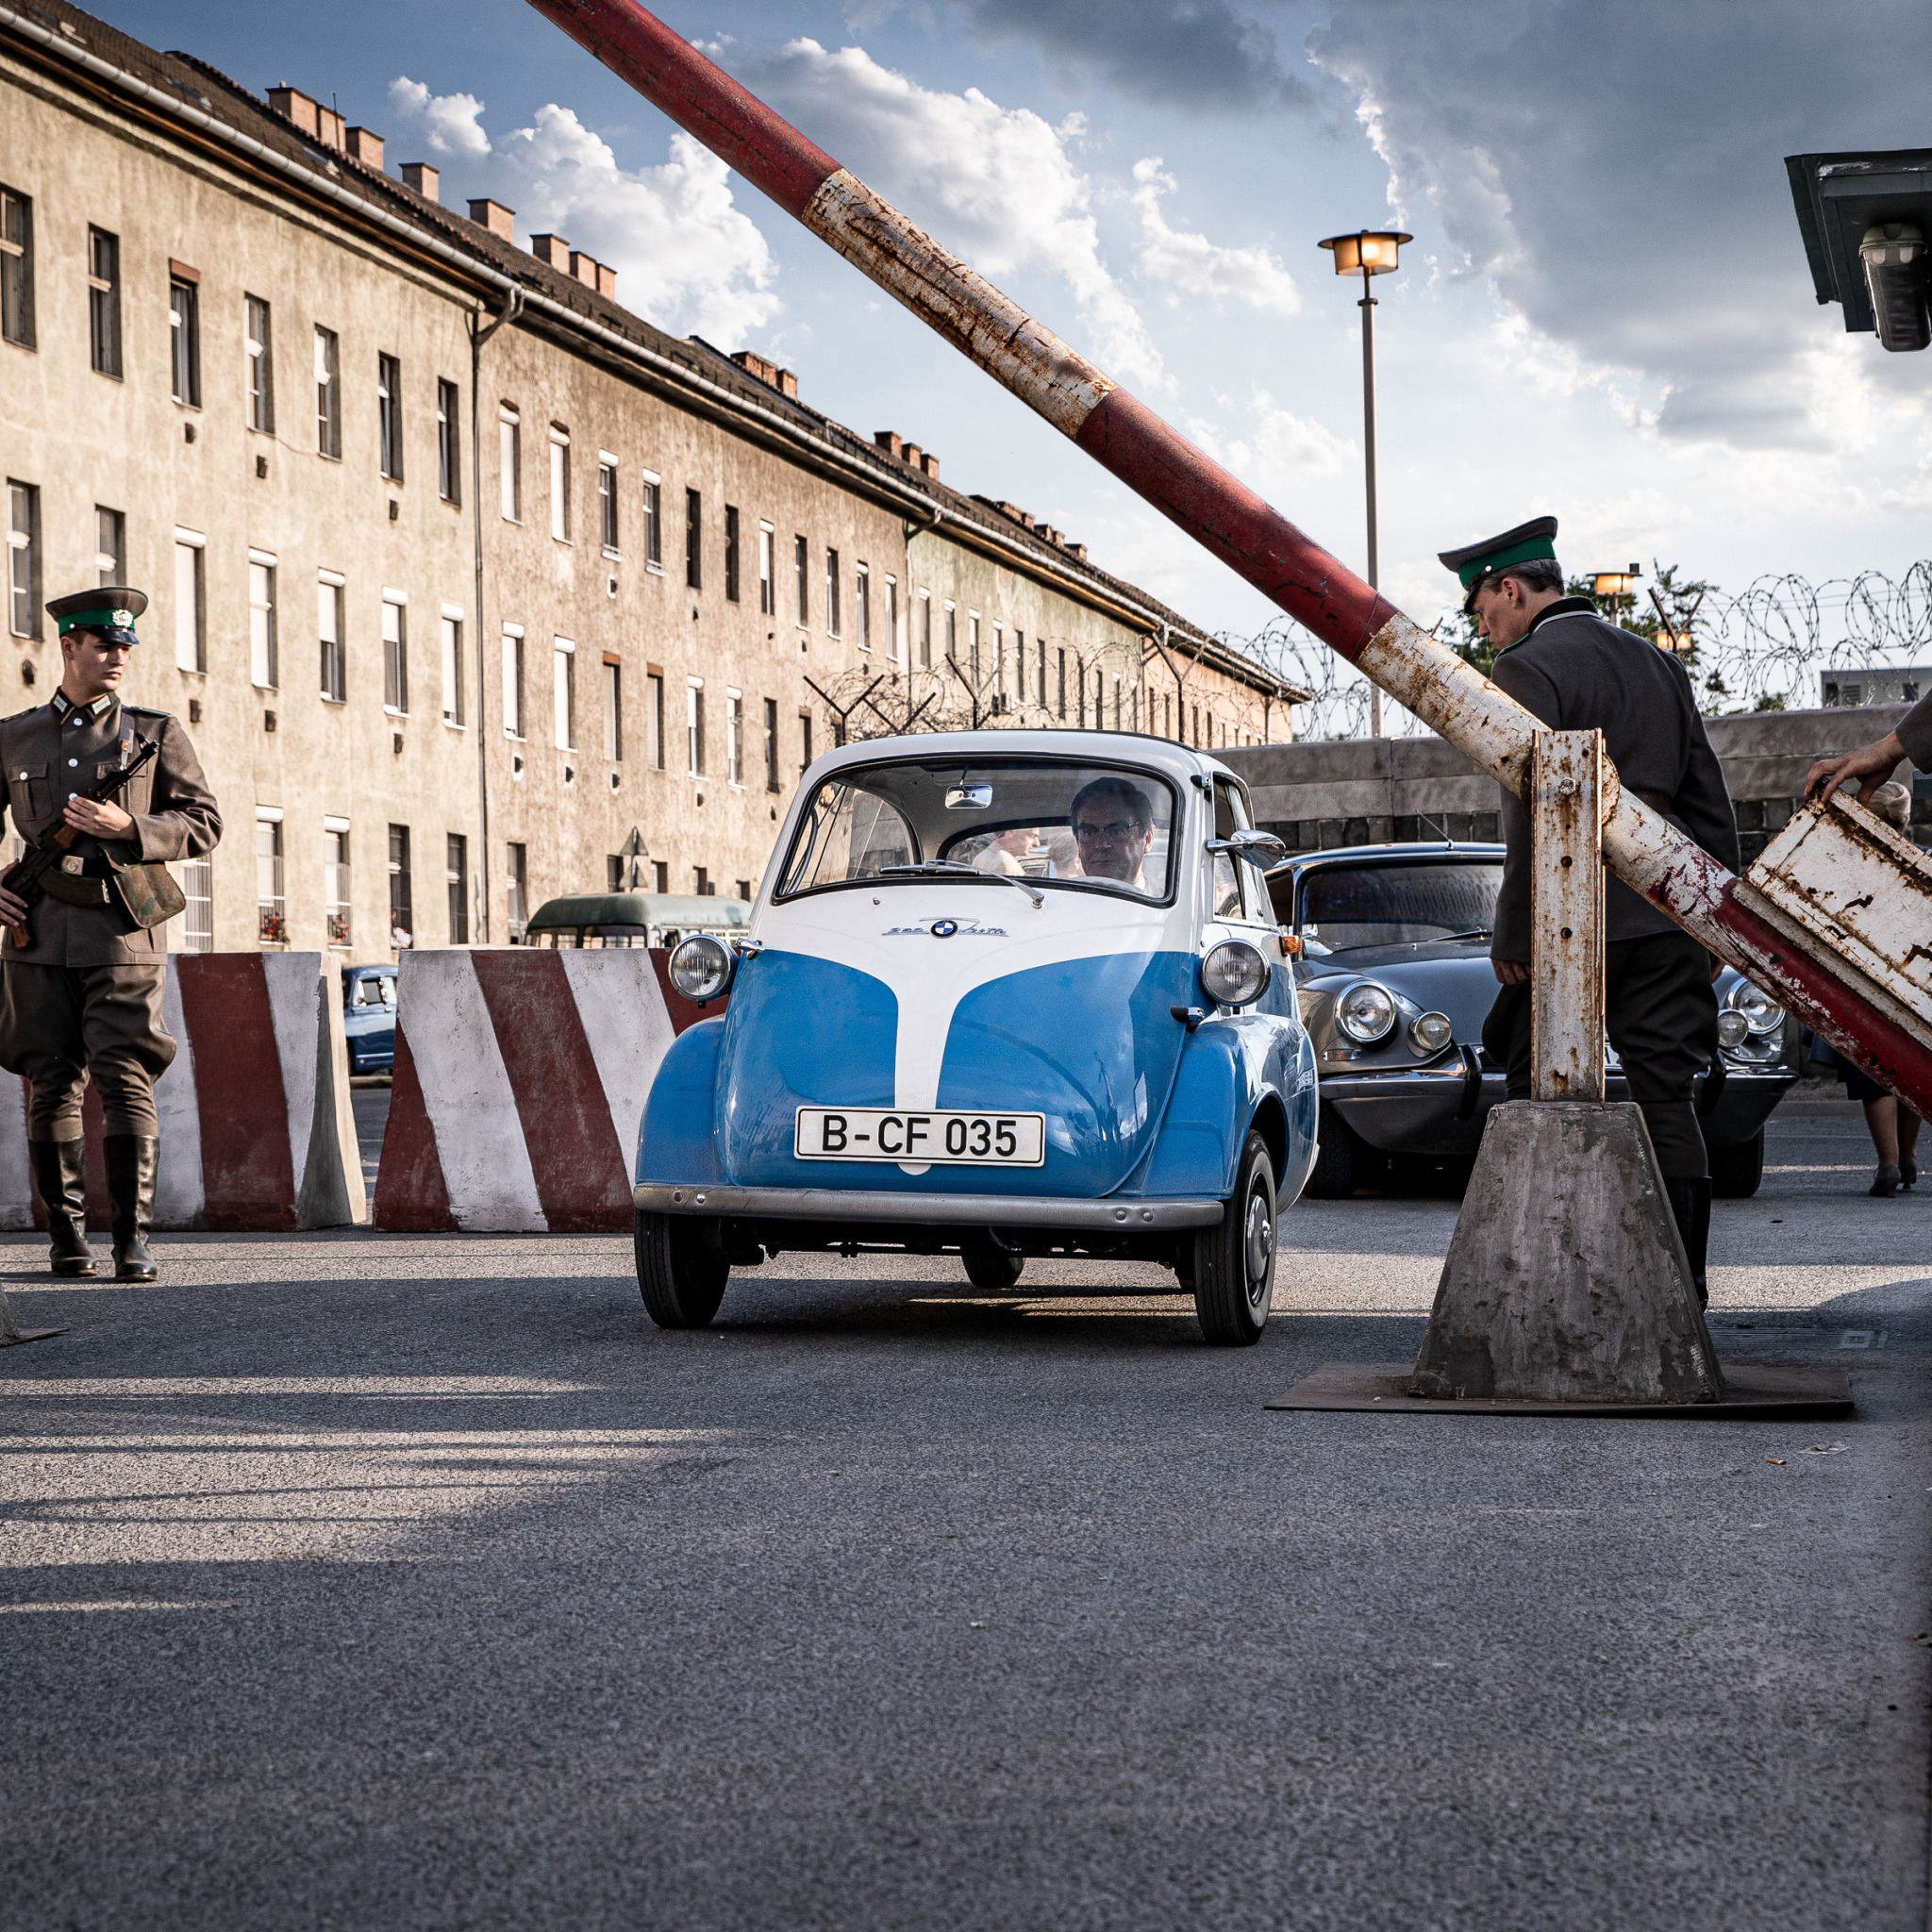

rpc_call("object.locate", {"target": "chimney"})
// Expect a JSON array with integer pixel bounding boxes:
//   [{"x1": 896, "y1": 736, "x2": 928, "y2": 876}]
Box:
[
  {"x1": 315, "y1": 105, "x2": 345, "y2": 151},
  {"x1": 568, "y1": 249, "x2": 600, "y2": 290},
  {"x1": 595, "y1": 262, "x2": 617, "y2": 299},
  {"x1": 874, "y1": 430, "x2": 904, "y2": 458},
  {"x1": 468, "y1": 199, "x2": 515, "y2": 242},
  {"x1": 901, "y1": 442, "x2": 921, "y2": 469},
  {"x1": 344, "y1": 126, "x2": 384, "y2": 170},
  {"x1": 401, "y1": 162, "x2": 440, "y2": 203},
  {"x1": 731, "y1": 349, "x2": 776, "y2": 386},
  {"x1": 528, "y1": 233, "x2": 571, "y2": 270},
  {"x1": 268, "y1": 87, "x2": 318, "y2": 138},
  {"x1": 776, "y1": 368, "x2": 798, "y2": 400},
  {"x1": 919, "y1": 451, "x2": 940, "y2": 480},
  {"x1": 1065, "y1": 542, "x2": 1087, "y2": 562}
]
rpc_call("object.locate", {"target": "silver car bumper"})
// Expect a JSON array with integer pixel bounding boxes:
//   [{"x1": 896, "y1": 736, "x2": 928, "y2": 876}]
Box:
[{"x1": 634, "y1": 1183, "x2": 1224, "y2": 1230}]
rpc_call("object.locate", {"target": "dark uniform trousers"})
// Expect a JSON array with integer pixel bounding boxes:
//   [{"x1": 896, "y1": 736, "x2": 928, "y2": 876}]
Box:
[
  {"x1": 0, "y1": 961, "x2": 174, "y2": 1140},
  {"x1": 1481, "y1": 928, "x2": 1719, "y2": 1178}
]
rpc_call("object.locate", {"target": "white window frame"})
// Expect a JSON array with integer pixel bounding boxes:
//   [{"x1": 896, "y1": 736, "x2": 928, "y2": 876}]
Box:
[
  {"x1": 549, "y1": 425, "x2": 571, "y2": 543},
  {"x1": 501, "y1": 623, "x2": 524, "y2": 739},
  {"x1": 498, "y1": 405, "x2": 521, "y2": 523},
  {"x1": 318, "y1": 569, "x2": 345, "y2": 703},
  {"x1": 440, "y1": 603, "x2": 465, "y2": 728},
  {"x1": 248, "y1": 548, "x2": 278, "y2": 690},
  {"x1": 382, "y1": 588, "x2": 408, "y2": 716},
  {"x1": 855, "y1": 562, "x2": 871, "y2": 653},
  {"x1": 758, "y1": 521, "x2": 774, "y2": 617},
  {"x1": 598, "y1": 452, "x2": 620, "y2": 558},
  {"x1": 641, "y1": 469, "x2": 662, "y2": 573},
  {"x1": 173, "y1": 526, "x2": 206, "y2": 674},
  {"x1": 726, "y1": 687, "x2": 743, "y2": 787},
  {"x1": 552, "y1": 634, "x2": 575, "y2": 751},
  {"x1": 686, "y1": 675, "x2": 705, "y2": 778}
]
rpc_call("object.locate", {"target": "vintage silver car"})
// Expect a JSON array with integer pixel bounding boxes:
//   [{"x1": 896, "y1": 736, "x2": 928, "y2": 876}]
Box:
[{"x1": 1263, "y1": 843, "x2": 1798, "y2": 1199}]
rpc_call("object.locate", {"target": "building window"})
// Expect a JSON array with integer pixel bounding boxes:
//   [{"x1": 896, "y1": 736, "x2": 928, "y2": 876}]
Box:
[
  {"x1": 726, "y1": 689, "x2": 743, "y2": 785},
  {"x1": 325, "y1": 822, "x2": 351, "y2": 948},
  {"x1": 0, "y1": 185, "x2": 32, "y2": 348},
  {"x1": 1058, "y1": 648, "x2": 1067, "y2": 719},
  {"x1": 944, "y1": 600, "x2": 956, "y2": 667},
  {"x1": 1037, "y1": 638, "x2": 1046, "y2": 708},
  {"x1": 507, "y1": 841, "x2": 528, "y2": 940},
  {"x1": 382, "y1": 594, "x2": 408, "y2": 713},
  {"x1": 825, "y1": 549, "x2": 841, "y2": 636},
  {"x1": 256, "y1": 814, "x2": 286, "y2": 946},
  {"x1": 685, "y1": 488, "x2": 702, "y2": 590},
  {"x1": 599, "y1": 457, "x2": 619, "y2": 554},
  {"x1": 180, "y1": 857, "x2": 212, "y2": 952},
  {"x1": 603, "y1": 658, "x2": 622, "y2": 760},
  {"x1": 918, "y1": 589, "x2": 931, "y2": 669},
  {"x1": 437, "y1": 378, "x2": 459, "y2": 503},
  {"x1": 499, "y1": 405, "x2": 520, "y2": 521},
  {"x1": 549, "y1": 425, "x2": 570, "y2": 541},
  {"x1": 646, "y1": 670, "x2": 664, "y2": 769},
  {"x1": 7, "y1": 480, "x2": 38, "y2": 640},
  {"x1": 758, "y1": 523, "x2": 774, "y2": 615},
  {"x1": 315, "y1": 326, "x2": 341, "y2": 458},
  {"x1": 735, "y1": 879, "x2": 752, "y2": 904},
  {"x1": 885, "y1": 576, "x2": 899, "y2": 663},
  {"x1": 388, "y1": 825, "x2": 413, "y2": 950},
  {"x1": 724, "y1": 505, "x2": 741, "y2": 602},
  {"x1": 319, "y1": 574, "x2": 345, "y2": 702},
  {"x1": 173, "y1": 529, "x2": 204, "y2": 671},
  {"x1": 794, "y1": 534, "x2": 808, "y2": 625},
  {"x1": 652, "y1": 860, "x2": 668, "y2": 895},
  {"x1": 855, "y1": 563, "x2": 870, "y2": 651},
  {"x1": 642, "y1": 473, "x2": 661, "y2": 569},
  {"x1": 378, "y1": 354, "x2": 403, "y2": 481},
  {"x1": 800, "y1": 710, "x2": 813, "y2": 772},
  {"x1": 94, "y1": 507, "x2": 125, "y2": 587},
  {"x1": 441, "y1": 612, "x2": 464, "y2": 725},
  {"x1": 248, "y1": 554, "x2": 277, "y2": 689},
  {"x1": 169, "y1": 271, "x2": 200, "y2": 407},
  {"x1": 687, "y1": 677, "x2": 705, "y2": 776},
  {"x1": 446, "y1": 833, "x2": 469, "y2": 944},
  {"x1": 764, "y1": 697, "x2": 779, "y2": 791},
  {"x1": 969, "y1": 613, "x2": 981, "y2": 687},
  {"x1": 88, "y1": 228, "x2": 121, "y2": 378},
  {"x1": 244, "y1": 294, "x2": 273, "y2": 429},
  {"x1": 553, "y1": 635, "x2": 575, "y2": 750},
  {"x1": 501, "y1": 626, "x2": 524, "y2": 737}
]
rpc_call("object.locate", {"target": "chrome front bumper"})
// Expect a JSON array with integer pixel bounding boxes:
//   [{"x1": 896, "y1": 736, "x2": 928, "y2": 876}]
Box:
[{"x1": 634, "y1": 1183, "x2": 1224, "y2": 1230}]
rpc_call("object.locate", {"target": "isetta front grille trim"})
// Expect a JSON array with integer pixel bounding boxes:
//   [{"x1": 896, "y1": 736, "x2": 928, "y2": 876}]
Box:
[{"x1": 634, "y1": 1184, "x2": 1224, "y2": 1229}]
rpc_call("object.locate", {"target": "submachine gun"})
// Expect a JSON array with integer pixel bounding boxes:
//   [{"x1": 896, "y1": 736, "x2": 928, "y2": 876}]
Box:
[{"x1": 1, "y1": 737, "x2": 159, "y2": 948}]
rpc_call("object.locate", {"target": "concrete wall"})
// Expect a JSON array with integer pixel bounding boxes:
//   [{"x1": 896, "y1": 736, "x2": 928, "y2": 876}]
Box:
[{"x1": 1222, "y1": 704, "x2": 1924, "y2": 864}]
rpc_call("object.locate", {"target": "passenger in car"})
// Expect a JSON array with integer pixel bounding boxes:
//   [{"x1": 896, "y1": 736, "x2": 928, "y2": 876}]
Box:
[
  {"x1": 1044, "y1": 830, "x2": 1080, "y2": 878},
  {"x1": 974, "y1": 827, "x2": 1038, "y2": 875},
  {"x1": 1070, "y1": 777, "x2": 1157, "y2": 891}
]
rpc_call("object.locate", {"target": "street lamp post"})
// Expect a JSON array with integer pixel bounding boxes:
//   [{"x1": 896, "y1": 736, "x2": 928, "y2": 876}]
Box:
[
  {"x1": 1590, "y1": 564, "x2": 1643, "y2": 631},
  {"x1": 1319, "y1": 228, "x2": 1410, "y2": 737}
]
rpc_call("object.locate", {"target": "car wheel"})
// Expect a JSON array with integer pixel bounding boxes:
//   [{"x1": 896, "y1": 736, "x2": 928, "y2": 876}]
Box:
[
  {"x1": 1304, "y1": 1107, "x2": 1356, "y2": 1198},
  {"x1": 1191, "y1": 1130, "x2": 1276, "y2": 1347},
  {"x1": 1709, "y1": 1128, "x2": 1765, "y2": 1200},
  {"x1": 962, "y1": 1243, "x2": 1024, "y2": 1290},
  {"x1": 635, "y1": 1211, "x2": 729, "y2": 1328}
]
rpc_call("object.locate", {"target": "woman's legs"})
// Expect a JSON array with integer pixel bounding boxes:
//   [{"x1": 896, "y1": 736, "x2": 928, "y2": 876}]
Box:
[{"x1": 1865, "y1": 1098, "x2": 1900, "y2": 1166}]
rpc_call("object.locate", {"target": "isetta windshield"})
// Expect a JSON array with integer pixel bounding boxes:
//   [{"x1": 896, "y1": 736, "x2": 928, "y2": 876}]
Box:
[{"x1": 776, "y1": 757, "x2": 1180, "y2": 903}]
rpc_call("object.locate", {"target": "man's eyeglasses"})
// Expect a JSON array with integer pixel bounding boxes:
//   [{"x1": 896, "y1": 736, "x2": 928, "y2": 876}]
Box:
[{"x1": 1074, "y1": 819, "x2": 1142, "y2": 841}]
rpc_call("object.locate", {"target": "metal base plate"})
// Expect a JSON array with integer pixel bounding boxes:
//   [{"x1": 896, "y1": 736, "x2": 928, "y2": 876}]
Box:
[
  {"x1": 0, "y1": 1327, "x2": 67, "y2": 1347},
  {"x1": 1266, "y1": 1361, "x2": 1853, "y2": 1419}
]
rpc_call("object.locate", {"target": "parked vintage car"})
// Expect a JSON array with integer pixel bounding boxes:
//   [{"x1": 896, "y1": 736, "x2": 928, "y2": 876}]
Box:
[
  {"x1": 632, "y1": 731, "x2": 1320, "y2": 1344},
  {"x1": 1265, "y1": 842, "x2": 1799, "y2": 1199},
  {"x1": 524, "y1": 891, "x2": 754, "y2": 950},
  {"x1": 342, "y1": 964, "x2": 398, "y2": 1075}
]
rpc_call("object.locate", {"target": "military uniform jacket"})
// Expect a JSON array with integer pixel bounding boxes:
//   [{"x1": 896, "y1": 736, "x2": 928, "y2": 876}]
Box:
[
  {"x1": 1490, "y1": 598, "x2": 1739, "y2": 962},
  {"x1": 0, "y1": 692, "x2": 222, "y2": 966}
]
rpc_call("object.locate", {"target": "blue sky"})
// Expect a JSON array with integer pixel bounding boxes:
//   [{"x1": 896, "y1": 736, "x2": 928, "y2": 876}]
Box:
[{"x1": 104, "y1": 0, "x2": 1932, "y2": 715}]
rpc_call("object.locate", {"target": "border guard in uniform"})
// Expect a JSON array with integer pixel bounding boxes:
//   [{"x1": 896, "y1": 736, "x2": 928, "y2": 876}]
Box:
[
  {"x1": 1441, "y1": 518, "x2": 1738, "y2": 1301},
  {"x1": 0, "y1": 588, "x2": 221, "y2": 1281}
]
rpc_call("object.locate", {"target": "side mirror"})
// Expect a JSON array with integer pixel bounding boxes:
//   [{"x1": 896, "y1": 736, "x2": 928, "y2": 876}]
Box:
[{"x1": 1205, "y1": 828, "x2": 1288, "y2": 867}]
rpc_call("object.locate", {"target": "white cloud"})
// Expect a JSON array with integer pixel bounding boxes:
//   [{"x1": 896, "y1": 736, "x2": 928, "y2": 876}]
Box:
[
  {"x1": 731, "y1": 38, "x2": 1162, "y2": 384},
  {"x1": 385, "y1": 83, "x2": 779, "y2": 345},
  {"x1": 1129, "y1": 158, "x2": 1299, "y2": 316}
]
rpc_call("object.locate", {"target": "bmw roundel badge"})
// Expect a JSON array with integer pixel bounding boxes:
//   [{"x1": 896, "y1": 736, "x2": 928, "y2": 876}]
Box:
[{"x1": 930, "y1": 919, "x2": 958, "y2": 938}]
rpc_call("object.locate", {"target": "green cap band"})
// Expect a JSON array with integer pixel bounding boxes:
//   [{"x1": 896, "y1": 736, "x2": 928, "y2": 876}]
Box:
[
  {"x1": 1455, "y1": 532, "x2": 1558, "y2": 591},
  {"x1": 56, "y1": 606, "x2": 138, "y2": 638}
]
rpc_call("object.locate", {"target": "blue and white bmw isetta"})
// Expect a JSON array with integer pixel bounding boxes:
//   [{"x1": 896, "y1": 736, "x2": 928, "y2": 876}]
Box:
[{"x1": 633, "y1": 730, "x2": 1319, "y2": 1344}]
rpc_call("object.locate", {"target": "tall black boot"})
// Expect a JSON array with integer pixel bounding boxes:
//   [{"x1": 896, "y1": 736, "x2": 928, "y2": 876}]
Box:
[
  {"x1": 28, "y1": 1139, "x2": 95, "y2": 1278},
  {"x1": 1663, "y1": 1176, "x2": 1712, "y2": 1309},
  {"x1": 103, "y1": 1135, "x2": 159, "y2": 1284}
]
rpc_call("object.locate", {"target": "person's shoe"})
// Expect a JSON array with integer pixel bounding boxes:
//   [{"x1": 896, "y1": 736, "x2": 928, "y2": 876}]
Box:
[
  {"x1": 103, "y1": 1135, "x2": 159, "y2": 1283},
  {"x1": 1663, "y1": 1175, "x2": 1712, "y2": 1308},
  {"x1": 1901, "y1": 1158, "x2": 1918, "y2": 1191},
  {"x1": 27, "y1": 1139, "x2": 95, "y2": 1277},
  {"x1": 1870, "y1": 1163, "x2": 1902, "y2": 1199}
]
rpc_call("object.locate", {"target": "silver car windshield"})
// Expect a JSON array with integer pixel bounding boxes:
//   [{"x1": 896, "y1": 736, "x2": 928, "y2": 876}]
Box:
[
  {"x1": 777, "y1": 758, "x2": 1179, "y2": 904},
  {"x1": 1298, "y1": 861, "x2": 1500, "y2": 952}
]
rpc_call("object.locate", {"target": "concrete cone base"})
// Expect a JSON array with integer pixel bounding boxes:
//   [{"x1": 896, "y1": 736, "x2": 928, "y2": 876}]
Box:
[
  {"x1": 1265, "y1": 1361, "x2": 1853, "y2": 1419},
  {"x1": 0, "y1": 1288, "x2": 63, "y2": 1347}
]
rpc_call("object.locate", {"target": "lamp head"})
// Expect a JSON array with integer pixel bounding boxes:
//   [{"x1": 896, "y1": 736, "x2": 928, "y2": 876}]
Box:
[{"x1": 1319, "y1": 229, "x2": 1412, "y2": 277}]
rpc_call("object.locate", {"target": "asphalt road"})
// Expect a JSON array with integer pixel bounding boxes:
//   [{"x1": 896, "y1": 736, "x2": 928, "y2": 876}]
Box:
[{"x1": 1, "y1": 1107, "x2": 1925, "y2": 1931}]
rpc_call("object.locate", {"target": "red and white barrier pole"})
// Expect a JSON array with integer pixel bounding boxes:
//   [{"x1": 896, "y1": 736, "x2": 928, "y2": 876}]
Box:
[{"x1": 521, "y1": 0, "x2": 1932, "y2": 1116}]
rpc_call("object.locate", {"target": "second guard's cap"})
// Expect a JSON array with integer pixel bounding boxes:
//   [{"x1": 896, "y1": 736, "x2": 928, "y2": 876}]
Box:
[
  {"x1": 1437, "y1": 517, "x2": 1558, "y2": 611},
  {"x1": 46, "y1": 585, "x2": 147, "y2": 646}
]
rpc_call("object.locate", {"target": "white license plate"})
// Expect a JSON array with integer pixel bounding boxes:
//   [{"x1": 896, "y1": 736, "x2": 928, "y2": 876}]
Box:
[{"x1": 794, "y1": 1107, "x2": 1045, "y2": 1166}]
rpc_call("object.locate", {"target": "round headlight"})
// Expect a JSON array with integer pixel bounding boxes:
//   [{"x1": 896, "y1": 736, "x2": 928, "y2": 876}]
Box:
[
  {"x1": 1337, "y1": 981, "x2": 1397, "y2": 1044},
  {"x1": 1409, "y1": 1010, "x2": 1455, "y2": 1055},
  {"x1": 669, "y1": 933, "x2": 735, "y2": 1001},
  {"x1": 1725, "y1": 981, "x2": 1784, "y2": 1036},
  {"x1": 1716, "y1": 1010, "x2": 1751, "y2": 1051},
  {"x1": 1201, "y1": 939, "x2": 1270, "y2": 1008}
]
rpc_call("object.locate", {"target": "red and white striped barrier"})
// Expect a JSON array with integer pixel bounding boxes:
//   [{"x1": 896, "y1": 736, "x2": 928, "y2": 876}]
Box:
[
  {"x1": 374, "y1": 949, "x2": 720, "y2": 1233},
  {"x1": 0, "y1": 953, "x2": 366, "y2": 1233}
]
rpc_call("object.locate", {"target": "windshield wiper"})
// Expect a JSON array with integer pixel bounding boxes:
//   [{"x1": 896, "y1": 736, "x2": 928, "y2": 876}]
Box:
[
  {"x1": 877, "y1": 859, "x2": 1044, "y2": 908},
  {"x1": 1427, "y1": 927, "x2": 1493, "y2": 946}
]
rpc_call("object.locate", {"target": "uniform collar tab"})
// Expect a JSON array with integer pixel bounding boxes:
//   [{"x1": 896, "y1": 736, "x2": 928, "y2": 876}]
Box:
[{"x1": 52, "y1": 691, "x2": 116, "y2": 721}]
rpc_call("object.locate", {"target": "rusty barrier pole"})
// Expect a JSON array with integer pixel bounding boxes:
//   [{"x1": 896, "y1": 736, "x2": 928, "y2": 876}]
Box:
[
  {"x1": 1530, "y1": 731, "x2": 1606, "y2": 1104},
  {"x1": 522, "y1": 0, "x2": 1932, "y2": 1116}
]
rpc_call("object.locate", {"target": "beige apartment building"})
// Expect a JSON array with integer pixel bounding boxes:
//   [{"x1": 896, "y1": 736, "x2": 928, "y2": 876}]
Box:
[{"x1": 0, "y1": 2, "x2": 1303, "y2": 961}]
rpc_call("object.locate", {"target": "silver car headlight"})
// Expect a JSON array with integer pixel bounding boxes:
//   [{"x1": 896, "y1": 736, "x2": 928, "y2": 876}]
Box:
[
  {"x1": 1409, "y1": 1010, "x2": 1455, "y2": 1055},
  {"x1": 1716, "y1": 1010, "x2": 1751, "y2": 1051},
  {"x1": 1201, "y1": 940, "x2": 1270, "y2": 1008},
  {"x1": 1724, "y1": 981, "x2": 1784, "y2": 1036},
  {"x1": 1337, "y1": 980, "x2": 1397, "y2": 1044},
  {"x1": 668, "y1": 933, "x2": 735, "y2": 1001}
]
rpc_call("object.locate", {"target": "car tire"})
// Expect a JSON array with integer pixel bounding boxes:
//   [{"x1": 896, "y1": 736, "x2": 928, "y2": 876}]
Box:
[
  {"x1": 1191, "y1": 1130, "x2": 1276, "y2": 1347},
  {"x1": 1304, "y1": 1107, "x2": 1356, "y2": 1198},
  {"x1": 1709, "y1": 1128, "x2": 1765, "y2": 1200},
  {"x1": 962, "y1": 1243, "x2": 1024, "y2": 1290},
  {"x1": 635, "y1": 1211, "x2": 729, "y2": 1328}
]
